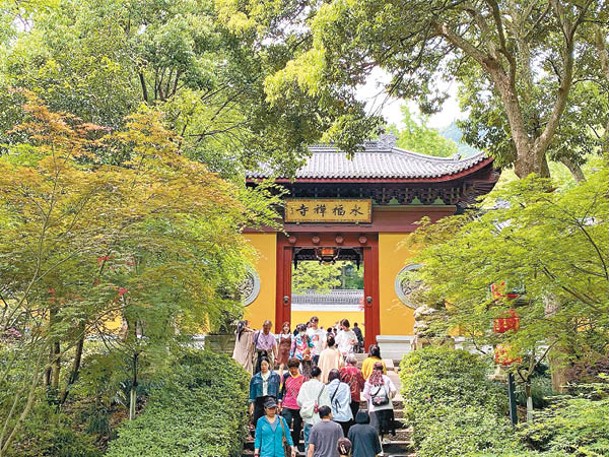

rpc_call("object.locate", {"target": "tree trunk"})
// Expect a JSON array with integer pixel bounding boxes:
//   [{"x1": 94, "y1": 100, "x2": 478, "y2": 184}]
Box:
[
  {"x1": 525, "y1": 382, "x2": 534, "y2": 422},
  {"x1": 59, "y1": 332, "x2": 85, "y2": 406},
  {"x1": 559, "y1": 157, "x2": 586, "y2": 182},
  {"x1": 49, "y1": 306, "x2": 61, "y2": 392},
  {"x1": 129, "y1": 351, "x2": 139, "y2": 420},
  {"x1": 514, "y1": 145, "x2": 551, "y2": 178},
  {"x1": 544, "y1": 295, "x2": 570, "y2": 392}
]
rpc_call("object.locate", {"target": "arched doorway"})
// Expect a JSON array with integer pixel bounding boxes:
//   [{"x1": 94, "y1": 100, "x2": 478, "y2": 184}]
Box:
[{"x1": 275, "y1": 232, "x2": 379, "y2": 348}]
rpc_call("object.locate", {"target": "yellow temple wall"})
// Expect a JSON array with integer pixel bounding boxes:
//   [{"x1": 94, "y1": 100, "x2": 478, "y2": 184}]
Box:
[
  {"x1": 243, "y1": 233, "x2": 277, "y2": 328},
  {"x1": 378, "y1": 233, "x2": 416, "y2": 335}
]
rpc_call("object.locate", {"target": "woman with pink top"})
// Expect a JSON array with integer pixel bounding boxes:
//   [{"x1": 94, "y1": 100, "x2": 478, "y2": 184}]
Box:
[{"x1": 279, "y1": 357, "x2": 306, "y2": 450}]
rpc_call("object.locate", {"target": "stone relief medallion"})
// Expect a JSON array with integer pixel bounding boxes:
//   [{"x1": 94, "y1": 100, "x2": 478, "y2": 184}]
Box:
[
  {"x1": 240, "y1": 268, "x2": 261, "y2": 306},
  {"x1": 395, "y1": 264, "x2": 423, "y2": 309}
]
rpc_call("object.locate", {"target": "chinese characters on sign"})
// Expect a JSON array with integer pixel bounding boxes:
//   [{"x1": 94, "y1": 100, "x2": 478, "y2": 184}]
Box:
[{"x1": 285, "y1": 199, "x2": 372, "y2": 223}]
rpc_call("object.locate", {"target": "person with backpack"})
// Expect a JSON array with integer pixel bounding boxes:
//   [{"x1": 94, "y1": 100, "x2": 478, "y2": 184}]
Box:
[
  {"x1": 254, "y1": 397, "x2": 296, "y2": 457},
  {"x1": 326, "y1": 369, "x2": 353, "y2": 436},
  {"x1": 290, "y1": 323, "x2": 314, "y2": 378},
  {"x1": 362, "y1": 362, "x2": 397, "y2": 443},
  {"x1": 297, "y1": 367, "x2": 330, "y2": 451},
  {"x1": 352, "y1": 323, "x2": 364, "y2": 353}
]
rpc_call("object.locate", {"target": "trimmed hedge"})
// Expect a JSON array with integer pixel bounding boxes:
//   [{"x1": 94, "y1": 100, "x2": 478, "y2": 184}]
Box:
[
  {"x1": 105, "y1": 350, "x2": 249, "y2": 457},
  {"x1": 400, "y1": 346, "x2": 521, "y2": 457}
]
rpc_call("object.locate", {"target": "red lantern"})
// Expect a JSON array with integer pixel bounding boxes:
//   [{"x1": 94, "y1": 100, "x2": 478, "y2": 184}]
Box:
[{"x1": 493, "y1": 309, "x2": 520, "y2": 333}]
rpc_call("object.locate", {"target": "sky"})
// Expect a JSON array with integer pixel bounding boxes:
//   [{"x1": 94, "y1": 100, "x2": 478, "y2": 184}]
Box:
[{"x1": 357, "y1": 67, "x2": 465, "y2": 130}]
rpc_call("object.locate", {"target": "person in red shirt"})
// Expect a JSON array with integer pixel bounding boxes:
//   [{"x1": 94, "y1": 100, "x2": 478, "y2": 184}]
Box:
[
  {"x1": 279, "y1": 358, "x2": 306, "y2": 450},
  {"x1": 339, "y1": 354, "x2": 366, "y2": 430}
]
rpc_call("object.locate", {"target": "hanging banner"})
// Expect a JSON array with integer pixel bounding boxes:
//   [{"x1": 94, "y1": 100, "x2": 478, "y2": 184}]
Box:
[{"x1": 285, "y1": 199, "x2": 372, "y2": 223}]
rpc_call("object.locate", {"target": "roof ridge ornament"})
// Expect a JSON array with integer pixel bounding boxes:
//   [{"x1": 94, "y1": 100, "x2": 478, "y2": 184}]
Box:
[{"x1": 377, "y1": 133, "x2": 397, "y2": 150}]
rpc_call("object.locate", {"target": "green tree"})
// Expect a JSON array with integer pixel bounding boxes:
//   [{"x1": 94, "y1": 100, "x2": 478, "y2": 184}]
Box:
[
  {"x1": 0, "y1": 94, "x2": 281, "y2": 455},
  {"x1": 292, "y1": 261, "x2": 363, "y2": 293},
  {"x1": 390, "y1": 105, "x2": 458, "y2": 157},
  {"x1": 265, "y1": 0, "x2": 608, "y2": 178},
  {"x1": 0, "y1": 0, "x2": 355, "y2": 178},
  {"x1": 293, "y1": 261, "x2": 342, "y2": 294},
  {"x1": 407, "y1": 163, "x2": 609, "y2": 392}
]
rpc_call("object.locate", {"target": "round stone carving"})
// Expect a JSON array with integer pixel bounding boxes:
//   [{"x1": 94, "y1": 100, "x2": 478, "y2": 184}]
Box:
[
  {"x1": 240, "y1": 268, "x2": 261, "y2": 307},
  {"x1": 395, "y1": 264, "x2": 423, "y2": 309}
]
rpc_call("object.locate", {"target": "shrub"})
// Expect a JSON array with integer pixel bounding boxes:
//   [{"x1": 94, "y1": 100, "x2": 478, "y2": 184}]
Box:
[
  {"x1": 400, "y1": 346, "x2": 519, "y2": 455},
  {"x1": 8, "y1": 401, "x2": 102, "y2": 457},
  {"x1": 471, "y1": 452, "x2": 569, "y2": 457},
  {"x1": 518, "y1": 393, "x2": 609, "y2": 455},
  {"x1": 105, "y1": 350, "x2": 249, "y2": 457},
  {"x1": 415, "y1": 405, "x2": 521, "y2": 457}
]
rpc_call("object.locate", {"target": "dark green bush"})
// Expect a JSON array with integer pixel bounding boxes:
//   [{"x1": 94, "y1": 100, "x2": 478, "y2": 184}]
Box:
[
  {"x1": 400, "y1": 346, "x2": 519, "y2": 456},
  {"x1": 518, "y1": 393, "x2": 609, "y2": 455},
  {"x1": 415, "y1": 405, "x2": 521, "y2": 457},
  {"x1": 105, "y1": 350, "x2": 249, "y2": 457},
  {"x1": 8, "y1": 402, "x2": 102, "y2": 457},
  {"x1": 471, "y1": 452, "x2": 569, "y2": 456}
]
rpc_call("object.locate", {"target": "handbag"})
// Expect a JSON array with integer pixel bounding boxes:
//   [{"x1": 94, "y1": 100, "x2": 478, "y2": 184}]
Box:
[
  {"x1": 279, "y1": 416, "x2": 292, "y2": 457},
  {"x1": 371, "y1": 385, "x2": 390, "y2": 406},
  {"x1": 300, "y1": 384, "x2": 324, "y2": 419}
]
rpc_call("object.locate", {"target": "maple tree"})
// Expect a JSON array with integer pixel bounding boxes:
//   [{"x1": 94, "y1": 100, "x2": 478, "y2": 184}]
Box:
[
  {"x1": 0, "y1": 93, "x2": 280, "y2": 454},
  {"x1": 407, "y1": 162, "x2": 609, "y2": 392}
]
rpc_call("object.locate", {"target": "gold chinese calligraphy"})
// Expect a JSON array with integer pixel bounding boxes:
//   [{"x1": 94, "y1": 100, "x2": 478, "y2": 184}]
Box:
[{"x1": 285, "y1": 199, "x2": 372, "y2": 223}]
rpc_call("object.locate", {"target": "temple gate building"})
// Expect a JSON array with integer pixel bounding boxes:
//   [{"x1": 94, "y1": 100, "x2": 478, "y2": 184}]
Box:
[{"x1": 242, "y1": 135, "x2": 498, "y2": 348}]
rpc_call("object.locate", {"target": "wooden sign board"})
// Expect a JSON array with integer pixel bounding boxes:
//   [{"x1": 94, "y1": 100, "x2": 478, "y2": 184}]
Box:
[{"x1": 285, "y1": 199, "x2": 372, "y2": 223}]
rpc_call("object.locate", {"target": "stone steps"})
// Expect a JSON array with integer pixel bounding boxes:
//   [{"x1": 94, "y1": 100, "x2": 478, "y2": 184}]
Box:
[{"x1": 242, "y1": 357, "x2": 415, "y2": 456}]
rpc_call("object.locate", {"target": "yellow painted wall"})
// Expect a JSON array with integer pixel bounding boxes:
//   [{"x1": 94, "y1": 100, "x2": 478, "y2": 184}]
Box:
[
  {"x1": 243, "y1": 233, "x2": 277, "y2": 328},
  {"x1": 291, "y1": 310, "x2": 365, "y2": 336},
  {"x1": 379, "y1": 233, "x2": 416, "y2": 335},
  {"x1": 243, "y1": 232, "x2": 417, "y2": 336}
]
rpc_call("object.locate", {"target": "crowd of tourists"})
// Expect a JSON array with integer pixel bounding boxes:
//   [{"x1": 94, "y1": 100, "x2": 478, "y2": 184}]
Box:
[{"x1": 232, "y1": 317, "x2": 396, "y2": 457}]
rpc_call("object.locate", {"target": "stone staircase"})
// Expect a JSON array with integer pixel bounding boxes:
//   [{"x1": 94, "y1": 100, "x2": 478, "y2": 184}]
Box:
[{"x1": 241, "y1": 356, "x2": 414, "y2": 457}]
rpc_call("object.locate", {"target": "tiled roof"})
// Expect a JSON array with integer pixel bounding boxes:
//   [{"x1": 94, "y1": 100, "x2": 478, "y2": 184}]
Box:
[{"x1": 247, "y1": 139, "x2": 490, "y2": 180}]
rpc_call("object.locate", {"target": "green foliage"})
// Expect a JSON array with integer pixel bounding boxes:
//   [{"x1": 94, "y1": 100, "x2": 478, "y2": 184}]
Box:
[
  {"x1": 515, "y1": 376, "x2": 556, "y2": 410},
  {"x1": 400, "y1": 347, "x2": 516, "y2": 455},
  {"x1": 416, "y1": 405, "x2": 521, "y2": 457},
  {"x1": 105, "y1": 350, "x2": 249, "y2": 457},
  {"x1": 292, "y1": 260, "x2": 363, "y2": 293},
  {"x1": 0, "y1": 94, "x2": 280, "y2": 454},
  {"x1": 0, "y1": 0, "x2": 345, "y2": 177},
  {"x1": 408, "y1": 165, "x2": 609, "y2": 369},
  {"x1": 266, "y1": 0, "x2": 608, "y2": 177},
  {"x1": 8, "y1": 401, "x2": 102, "y2": 457},
  {"x1": 389, "y1": 105, "x2": 458, "y2": 157},
  {"x1": 518, "y1": 390, "x2": 609, "y2": 456}
]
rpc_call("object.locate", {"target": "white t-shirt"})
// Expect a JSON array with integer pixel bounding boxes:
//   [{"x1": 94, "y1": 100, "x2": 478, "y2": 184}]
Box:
[
  {"x1": 335, "y1": 329, "x2": 357, "y2": 356},
  {"x1": 307, "y1": 327, "x2": 326, "y2": 356},
  {"x1": 261, "y1": 371, "x2": 270, "y2": 396}
]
